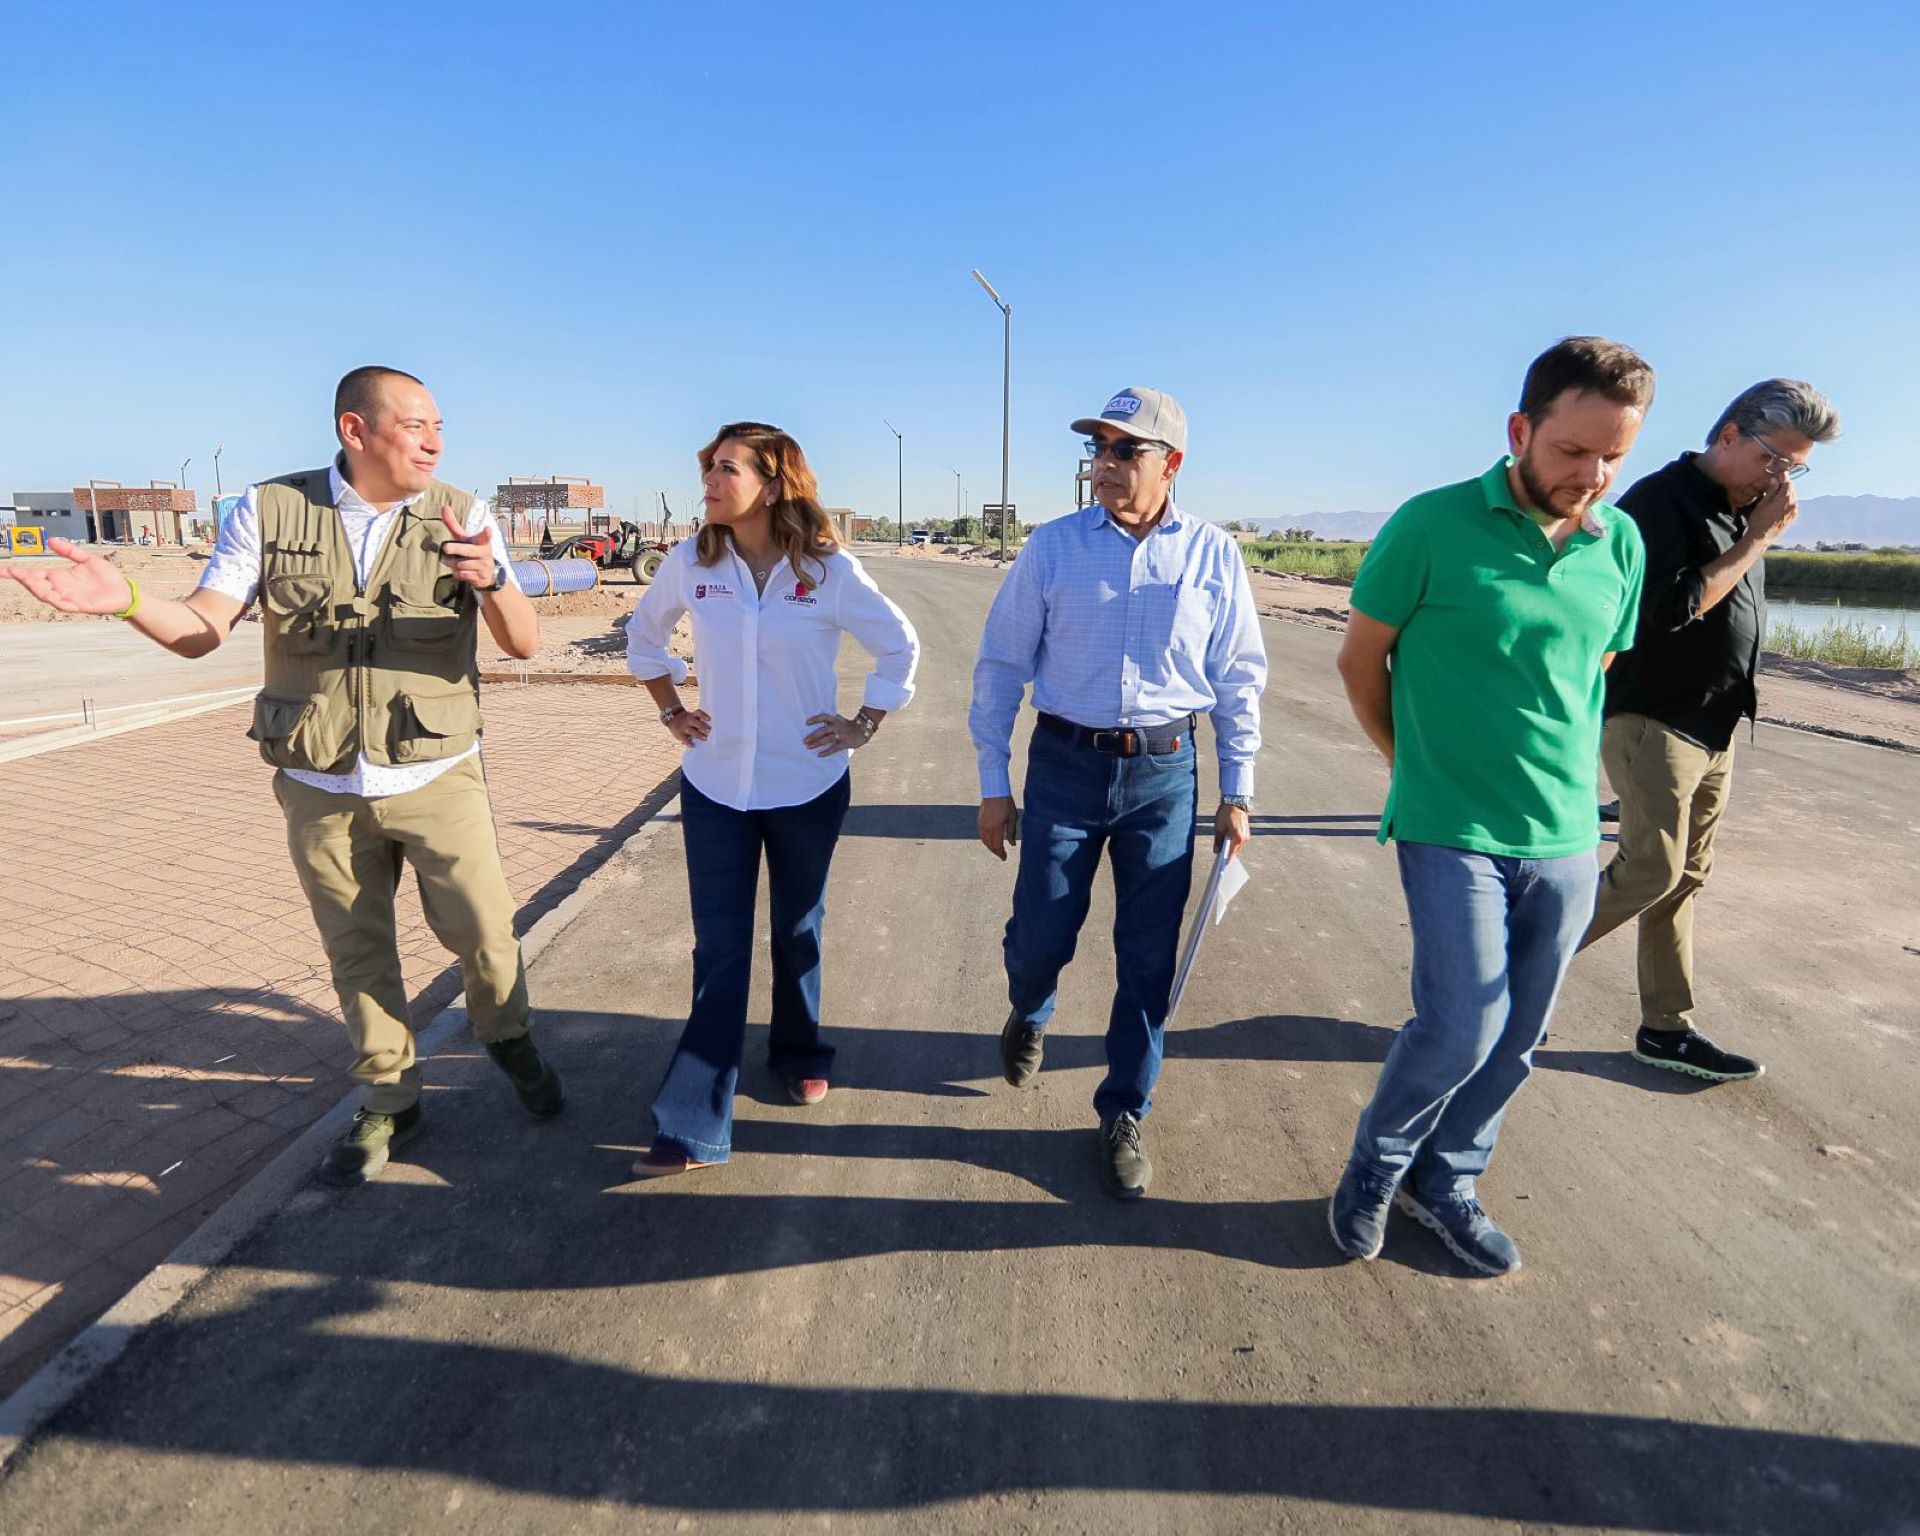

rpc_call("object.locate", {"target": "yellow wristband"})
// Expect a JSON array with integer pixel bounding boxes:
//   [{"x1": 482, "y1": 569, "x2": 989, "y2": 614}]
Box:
[{"x1": 114, "y1": 577, "x2": 141, "y2": 620}]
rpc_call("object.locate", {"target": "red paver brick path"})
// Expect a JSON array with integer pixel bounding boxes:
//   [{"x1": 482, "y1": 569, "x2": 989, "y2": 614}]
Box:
[{"x1": 0, "y1": 681, "x2": 683, "y2": 1396}]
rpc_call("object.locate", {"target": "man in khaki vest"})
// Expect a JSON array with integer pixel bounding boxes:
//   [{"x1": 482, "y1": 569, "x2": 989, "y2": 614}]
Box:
[{"x1": 3, "y1": 366, "x2": 565, "y2": 1184}]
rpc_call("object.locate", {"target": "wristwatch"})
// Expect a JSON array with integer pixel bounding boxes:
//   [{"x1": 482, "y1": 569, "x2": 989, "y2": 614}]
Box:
[
  {"x1": 488, "y1": 562, "x2": 509, "y2": 592},
  {"x1": 1220, "y1": 795, "x2": 1253, "y2": 811}
]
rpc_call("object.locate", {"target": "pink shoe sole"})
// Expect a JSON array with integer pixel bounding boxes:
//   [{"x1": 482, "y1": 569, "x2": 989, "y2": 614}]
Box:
[{"x1": 786, "y1": 1078, "x2": 830, "y2": 1106}]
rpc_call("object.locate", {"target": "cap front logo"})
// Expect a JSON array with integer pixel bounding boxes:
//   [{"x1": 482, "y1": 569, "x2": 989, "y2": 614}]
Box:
[{"x1": 1104, "y1": 393, "x2": 1143, "y2": 416}]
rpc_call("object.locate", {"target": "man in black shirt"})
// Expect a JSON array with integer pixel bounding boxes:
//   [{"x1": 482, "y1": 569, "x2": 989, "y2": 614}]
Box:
[{"x1": 1579, "y1": 379, "x2": 1839, "y2": 1081}]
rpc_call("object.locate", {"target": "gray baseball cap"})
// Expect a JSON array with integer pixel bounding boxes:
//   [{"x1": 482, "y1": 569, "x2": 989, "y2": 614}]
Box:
[{"x1": 1071, "y1": 386, "x2": 1187, "y2": 454}]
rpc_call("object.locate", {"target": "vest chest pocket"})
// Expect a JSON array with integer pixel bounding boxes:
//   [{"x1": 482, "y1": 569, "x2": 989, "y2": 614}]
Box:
[
  {"x1": 391, "y1": 688, "x2": 480, "y2": 763},
  {"x1": 262, "y1": 573, "x2": 334, "y2": 654},
  {"x1": 385, "y1": 600, "x2": 464, "y2": 653}
]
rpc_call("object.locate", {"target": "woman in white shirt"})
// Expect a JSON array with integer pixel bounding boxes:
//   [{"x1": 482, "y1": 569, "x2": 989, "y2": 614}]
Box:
[{"x1": 625, "y1": 422, "x2": 920, "y2": 1176}]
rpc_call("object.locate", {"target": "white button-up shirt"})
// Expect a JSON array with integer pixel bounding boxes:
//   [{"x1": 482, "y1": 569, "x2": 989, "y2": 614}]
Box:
[
  {"x1": 198, "y1": 463, "x2": 521, "y2": 799},
  {"x1": 626, "y1": 541, "x2": 919, "y2": 811}
]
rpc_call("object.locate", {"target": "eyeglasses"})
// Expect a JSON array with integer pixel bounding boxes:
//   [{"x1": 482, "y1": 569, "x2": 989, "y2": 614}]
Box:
[
  {"x1": 1084, "y1": 438, "x2": 1171, "y2": 463},
  {"x1": 1744, "y1": 429, "x2": 1811, "y2": 480}
]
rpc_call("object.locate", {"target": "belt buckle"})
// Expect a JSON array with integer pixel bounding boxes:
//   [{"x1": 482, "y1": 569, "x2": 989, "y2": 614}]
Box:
[{"x1": 1093, "y1": 728, "x2": 1138, "y2": 757}]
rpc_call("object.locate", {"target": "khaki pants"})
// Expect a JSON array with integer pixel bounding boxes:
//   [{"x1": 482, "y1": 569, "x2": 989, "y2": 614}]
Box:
[
  {"x1": 1579, "y1": 713, "x2": 1735, "y2": 1030},
  {"x1": 274, "y1": 754, "x2": 530, "y2": 1112}
]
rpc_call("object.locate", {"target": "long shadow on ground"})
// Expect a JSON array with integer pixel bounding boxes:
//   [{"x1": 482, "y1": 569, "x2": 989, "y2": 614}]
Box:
[{"x1": 18, "y1": 1273, "x2": 1915, "y2": 1530}]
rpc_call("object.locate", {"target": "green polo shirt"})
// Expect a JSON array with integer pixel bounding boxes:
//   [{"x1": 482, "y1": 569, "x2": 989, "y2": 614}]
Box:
[{"x1": 1350, "y1": 458, "x2": 1645, "y2": 859}]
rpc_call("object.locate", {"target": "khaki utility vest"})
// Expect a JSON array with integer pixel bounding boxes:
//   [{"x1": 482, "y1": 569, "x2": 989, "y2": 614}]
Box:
[{"x1": 246, "y1": 467, "x2": 485, "y2": 774}]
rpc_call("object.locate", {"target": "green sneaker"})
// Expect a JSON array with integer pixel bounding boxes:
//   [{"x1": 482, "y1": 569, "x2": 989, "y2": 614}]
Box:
[
  {"x1": 486, "y1": 1033, "x2": 566, "y2": 1117},
  {"x1": 319, "y1": 1104, "x2": 423, "y2": 1187}
]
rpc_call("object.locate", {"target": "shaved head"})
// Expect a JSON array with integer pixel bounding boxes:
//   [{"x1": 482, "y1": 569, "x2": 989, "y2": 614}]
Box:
[{"x1": 334, "y1": 366, "x2": 425, "y2": 442}]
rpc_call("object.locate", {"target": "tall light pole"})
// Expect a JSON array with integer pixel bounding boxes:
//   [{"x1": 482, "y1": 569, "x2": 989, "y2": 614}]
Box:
[
  {"x1": 884, "y1": 419, "x2": 903, "y2": 548},
  {"x1": 951, "y1": 468, "x2": 962, "y2": 530},
  {"x1": 971, "y1": 268, "x2": 1011, "y2": 560},
  {"x1": 179, "y1": 457, "x2": 191, "y2": 492},
  {"x1": 213, "y1": 443, "x2": 225, "y2": 498}
]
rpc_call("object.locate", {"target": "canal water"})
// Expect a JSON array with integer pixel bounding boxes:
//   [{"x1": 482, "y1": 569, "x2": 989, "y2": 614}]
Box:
[{"x1": 1766, "y1": 588, "x2": 1917, "y2": 638}]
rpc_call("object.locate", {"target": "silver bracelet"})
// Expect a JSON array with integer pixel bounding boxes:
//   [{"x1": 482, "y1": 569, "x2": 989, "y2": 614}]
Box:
[{"x1": 853, "y1": 710, "x2": 878, "y2": 741}]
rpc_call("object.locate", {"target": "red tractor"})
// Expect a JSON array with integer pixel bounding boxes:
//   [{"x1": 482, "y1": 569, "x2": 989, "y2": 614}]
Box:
[{"x1": 537, "y1": 519, "x2": 673, "y2": 583}]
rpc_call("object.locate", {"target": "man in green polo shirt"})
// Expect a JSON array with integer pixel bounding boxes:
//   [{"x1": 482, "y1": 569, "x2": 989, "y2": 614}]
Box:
[{"x1": 1327, "y1": 336, "x2": 1651, "y2": 1276}]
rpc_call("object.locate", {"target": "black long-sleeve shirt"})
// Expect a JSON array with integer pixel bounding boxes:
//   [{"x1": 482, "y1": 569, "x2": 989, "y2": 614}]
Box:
[{"x1": 1604, "y1": 453, "x2": 1763, "y2": 752}]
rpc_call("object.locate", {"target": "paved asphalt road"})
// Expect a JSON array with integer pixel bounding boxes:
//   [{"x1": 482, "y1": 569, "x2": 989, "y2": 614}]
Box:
[
  {"x1": 0, "y1": 623, "x2": 265, "y2": 727},
  {"x1": 2, "y1": 556, "x2": 1915, "y2": 1532}
]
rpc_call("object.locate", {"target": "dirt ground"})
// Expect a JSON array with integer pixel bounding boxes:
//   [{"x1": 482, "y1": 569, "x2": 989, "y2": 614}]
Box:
[
  {"x1": 7, "y1": 545, "x2": 1911, "y2": 746},
  {"x1": 0, "y1": 548, "x2": 215, "y2": 624},
  {"x1": 0, "y1": 546, "x2": 684, "y2": 676}
]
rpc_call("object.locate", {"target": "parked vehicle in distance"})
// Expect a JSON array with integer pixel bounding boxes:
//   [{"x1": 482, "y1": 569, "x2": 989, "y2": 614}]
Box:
[
  {"x1": 931, "y1": 532, "x2": 951, "y2": 544},
  {"x1": 909, "y1": 531, "x2": 932, "y2": 546}
]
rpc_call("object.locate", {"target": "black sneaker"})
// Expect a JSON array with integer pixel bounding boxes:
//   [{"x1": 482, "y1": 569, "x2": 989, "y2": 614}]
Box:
[
  {"x1": 1097, "y1": 1113, "x2": 1152, "y2": 1200},
  {"x1": 999, "y1": 1011, "x2": 1044, "y2": 1087},
  {"x1": 319, "y1": 1104, "x2": 423, "y2": 1187},
  {"x1": 487, "y1": 1033, "x2": 567, "y2": 1116},
  {"x1": 1328, "y1": 1160, "x2": 1400, "y2": 1261},
  {"x1": 1632, "y1": 1026, "x2": 1763, "y2": 1082}
]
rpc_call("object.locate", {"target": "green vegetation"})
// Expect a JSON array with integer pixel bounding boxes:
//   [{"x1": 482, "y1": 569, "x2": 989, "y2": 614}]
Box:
[
  {"x1": 1764, "y1": 617, "x2": 1915, "y2": 670},
  {"x1": 1243, "y1": 539, "x2": 1370, "y2": 582},
  {"x1": 1766, "y1": 550, "x2": 1920, "y2": 596}
]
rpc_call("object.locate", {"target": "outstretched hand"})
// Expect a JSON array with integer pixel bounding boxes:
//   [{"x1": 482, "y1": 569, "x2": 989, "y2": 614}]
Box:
[
  {"x1": 0, "y1": 537, "x2": 134, "y2": 614},
  {"x1": 438, "y1": 507, "x2": 497, "y2": 588}
]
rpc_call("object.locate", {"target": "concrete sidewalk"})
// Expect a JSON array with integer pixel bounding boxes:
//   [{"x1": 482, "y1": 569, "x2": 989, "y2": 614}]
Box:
[
  {"x1": 1, "y1": 560, "x2": 1915, "y2": 1531},
  {"x1": 0, "y1": 682, "x2": 682, "y2": 1397}
]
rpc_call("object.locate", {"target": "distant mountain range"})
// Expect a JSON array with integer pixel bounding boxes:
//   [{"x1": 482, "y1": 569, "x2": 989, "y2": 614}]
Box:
[
  {"x1": 1774, "y1": 495, "x2": 1919, "y2": 549},
  {"x1": 1247, "y1": 495, "x2": 1918, "y2": 548},
  {"x1": 1249, "y1": 509, "x2": 1388, "y2": 541}
]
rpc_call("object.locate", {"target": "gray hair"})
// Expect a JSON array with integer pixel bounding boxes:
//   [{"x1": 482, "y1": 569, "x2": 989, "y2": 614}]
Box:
[{"x1": 1707, "y1": 378, "x2": 1840, "y2": 448}]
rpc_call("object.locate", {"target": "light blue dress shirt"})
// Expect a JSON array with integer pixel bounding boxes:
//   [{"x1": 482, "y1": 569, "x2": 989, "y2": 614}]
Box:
[{"x1": 969, "y1": 501, "x2": 1269, "y2": 800}]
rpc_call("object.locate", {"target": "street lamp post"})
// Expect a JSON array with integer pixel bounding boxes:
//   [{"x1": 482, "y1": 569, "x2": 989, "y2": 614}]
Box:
[
  {"x1": 179, "y1": 457, "x2": 191, "y2": 492},
  {"x1": 884, "y1": 420, "x2": 903, "y2": 548},
  {"x1": 971, "y1": 268, "x2": 1011, "y2": 560},
  {"x1": 951, "y1": 468, "x2": 962, "y2": 531},
  {"x1": 213, "y1": 443, "x2": 224, "y2": 499}
]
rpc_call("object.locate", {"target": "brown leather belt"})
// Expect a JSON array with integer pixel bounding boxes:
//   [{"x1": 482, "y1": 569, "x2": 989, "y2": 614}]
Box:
[{"x1": 1036, "y1": 711, "x2": 1195, "y2": 758}]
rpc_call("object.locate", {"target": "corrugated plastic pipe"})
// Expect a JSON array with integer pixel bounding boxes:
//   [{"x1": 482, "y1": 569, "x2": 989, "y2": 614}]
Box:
[{"x1": 509, "y1": 558, "x2": 600, "y2": 596}]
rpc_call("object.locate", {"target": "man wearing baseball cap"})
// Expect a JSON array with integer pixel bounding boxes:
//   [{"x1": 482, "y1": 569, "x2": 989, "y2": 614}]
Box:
[{"x1": 969, "y1": 387, "x2": 1268, "y2": 1198}]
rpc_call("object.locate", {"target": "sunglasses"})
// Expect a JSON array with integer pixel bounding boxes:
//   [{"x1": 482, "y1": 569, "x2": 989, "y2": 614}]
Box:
[{"x1": 1084, "y1": 438, "x2": 1171, "y2": 463}]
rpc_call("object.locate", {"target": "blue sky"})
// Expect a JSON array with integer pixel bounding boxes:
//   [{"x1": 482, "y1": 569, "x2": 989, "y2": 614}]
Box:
[{"x1": 3, "y1": 2, "x2": 1915, "y2": 525}]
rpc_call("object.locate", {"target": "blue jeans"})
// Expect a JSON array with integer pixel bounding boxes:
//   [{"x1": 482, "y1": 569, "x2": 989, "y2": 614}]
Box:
[
  {"x1": 651, "y1": 770, "x2": 851, "y2": 1162},
  {"x1": 1351, "y1": 840, "x2": 1598, "y2": 1196},
  {"x1": 1004, "y1": 724, "x2": 1197, "y2": 1121}
]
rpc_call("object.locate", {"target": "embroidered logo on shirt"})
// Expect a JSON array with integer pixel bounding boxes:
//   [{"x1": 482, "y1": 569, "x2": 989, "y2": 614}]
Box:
[
  {"x1": 694, "y1": 582, "x2": 734, "y2": 599},
  {"x1": 782, "y1": 580, "x2": 818, "y2": 606}
]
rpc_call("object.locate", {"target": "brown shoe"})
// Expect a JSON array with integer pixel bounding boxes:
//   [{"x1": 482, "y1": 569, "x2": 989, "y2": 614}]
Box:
[{"x1": 631, "y1": 1139, "x2": 717, "y2": 1179}]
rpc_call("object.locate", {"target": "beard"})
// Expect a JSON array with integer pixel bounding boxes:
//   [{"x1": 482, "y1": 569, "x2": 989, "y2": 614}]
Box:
[{"x1": 1514, "y1": 452, "x2": 1594, "y2": 521}]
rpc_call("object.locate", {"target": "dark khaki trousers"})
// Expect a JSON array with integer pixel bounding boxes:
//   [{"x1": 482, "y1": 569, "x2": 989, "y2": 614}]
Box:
[
  {"x1": 274, "y1": 754, "x2": 530, "y2": 1112},
  {"x1": 1579, "y1": 713, "x2": 1735, "y2": 1030}
]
